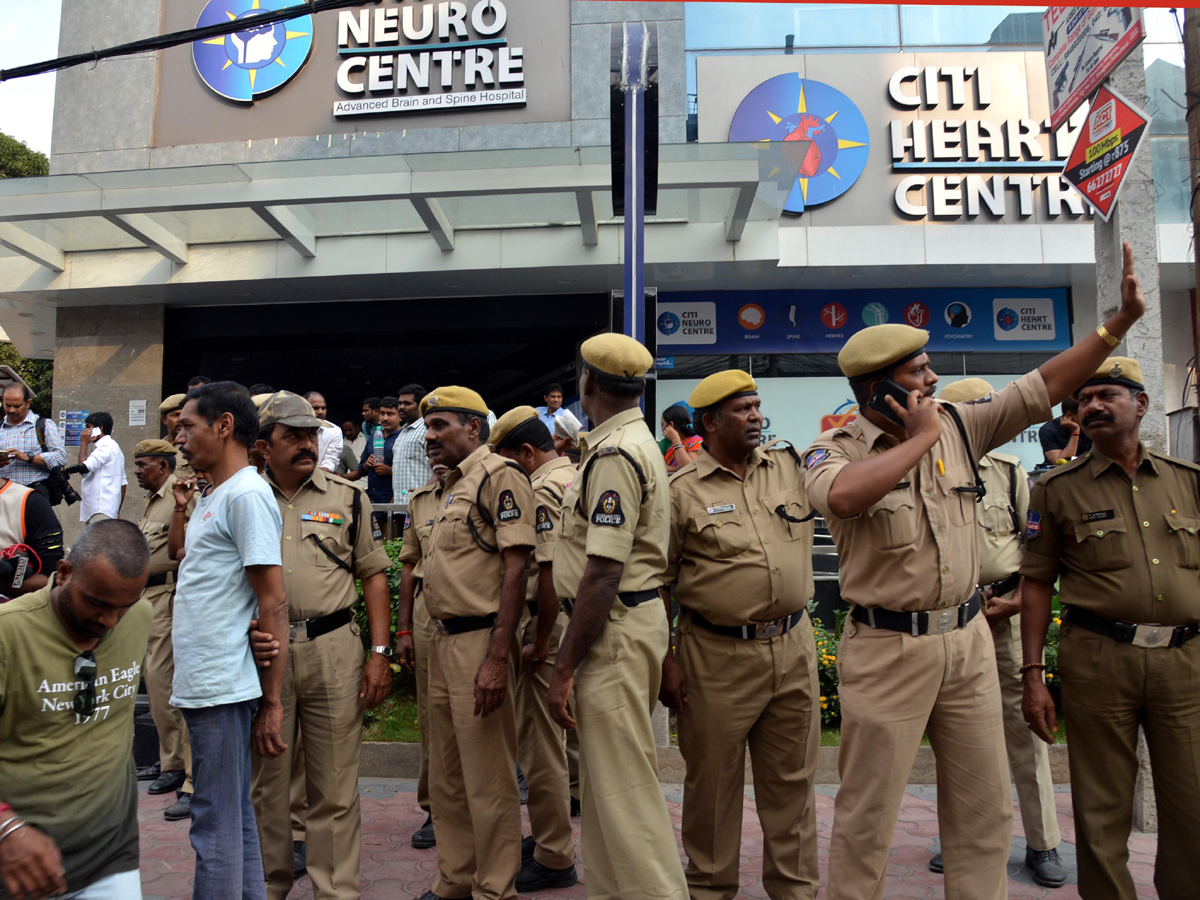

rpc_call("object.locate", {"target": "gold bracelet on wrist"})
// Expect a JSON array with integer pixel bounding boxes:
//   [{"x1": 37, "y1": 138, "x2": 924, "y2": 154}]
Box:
[
  {"x1": 1096, "y1": 324, "x2": 1121, "y2": 348},
  {"x1": 1019, "y1": 662, "x2": 1047, "y2": 674}
]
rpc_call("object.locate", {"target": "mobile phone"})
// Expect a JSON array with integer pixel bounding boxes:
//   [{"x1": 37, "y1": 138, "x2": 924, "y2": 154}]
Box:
[{"x1": 866, "y1": 378, "x2": 915, "y2": 427}]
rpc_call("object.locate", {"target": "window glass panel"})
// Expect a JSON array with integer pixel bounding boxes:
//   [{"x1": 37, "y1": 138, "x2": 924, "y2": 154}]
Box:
[
  {"x1": 685, "y1": 4, "x2": 899, "y2": 51},
  {"x1": 899, "y1": 6, "x2": 1045, "y2": 47},
  {"x1": 1151, "y1": 138, "x2": 1189, "y2": 225},
  {"x1": 1146, "y1": 59, "x2": 1186, "y2": 136}
]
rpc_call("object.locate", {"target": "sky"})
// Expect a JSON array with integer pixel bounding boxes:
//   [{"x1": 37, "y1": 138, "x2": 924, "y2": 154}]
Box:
[
  {"x1": 0, "y1": 3, "x2": 1186, "y2": 159},
  {"x1": 0, "y1": 1, "x2": 61, "y2": 155}
]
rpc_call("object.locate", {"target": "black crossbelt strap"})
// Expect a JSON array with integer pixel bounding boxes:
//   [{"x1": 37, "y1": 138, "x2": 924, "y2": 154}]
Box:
[
  {"x1": 309, "y1": 534, "x2": 353, "y2": 573},
  {"x1": 468, "y1": 459, "x2": 530, "y2": 555},
  {"x1": 1007, "y1": 460, "x2": 1021, "y2": 535},
  {"x1": 765, "y1": 438, "x2": 818, "y2": 523},
  {"x1": 942, "y1": 405, "x2": 987, "y2": 504},
  {"x1": 577, "y1": 445, "x2": 648, "y2": 514}
]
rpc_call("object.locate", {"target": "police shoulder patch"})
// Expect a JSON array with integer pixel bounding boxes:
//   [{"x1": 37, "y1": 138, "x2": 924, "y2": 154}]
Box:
[
  {"x1": 804, "y1": 448, "x2": 830, "y2": 470},
  {"x1": 536, "y1": 505, "x2": 554, "y2": 533},
  {"x1": 403, "y1": 512, "x2": 412, "y2": 530},
  {"x1": 1025, "y1": 509, "x2": 1042, "y2": 540},
  {"x1": 497, "y1": 489, "x2": 522, "y2": 522},
  {"x1": 966, "y1": 395, "x2": 993, "y2": 405},
  {"x1": 592, "y1": 490, "x2": 625, "y2": 527}
]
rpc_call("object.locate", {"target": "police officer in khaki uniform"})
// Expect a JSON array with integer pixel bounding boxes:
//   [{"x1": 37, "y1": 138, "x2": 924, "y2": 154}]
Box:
[
  {"x1": 801, "y1": 242, "x2": 1145, "y2": 900},
  {"x1": 489, "y1": 407, "x2": 579, "y2": 893},
  {"x1": 249, "y1": 392, "x2": 395, "y2": 900},
  {"x1": 133, "y1": 439, "x2": 196, "y2": 820},
  {"x1": 935, "y1": 379, "x2": 1063, "y2": 887},
  {"x1": 546, "y1": 334, "x2": 689, "y2": 900},
  {"x1": 660, "y1": 371, "x2": 820, "y2": 900},
  {"x1": 159, "y1": 394, "x2": 194, "y2": 482},
  {"x1": 1021, "y1": 357, "x2": 1200, "y2": 900},
  {"x1": 397, "y1": 460, "x2": 448, "y2": 851},
  {"x1": 418, "y1": 386, "x2": 536, "y2": 900}
]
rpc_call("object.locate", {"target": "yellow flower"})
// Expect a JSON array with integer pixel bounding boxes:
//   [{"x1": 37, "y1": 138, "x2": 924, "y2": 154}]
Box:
[
  {"x1": 1046, "y1": 673, "x2": 1054, "y2": 679},
  {"x1": 1054, "y1": 617, "x2": 1061, "y2": 625},
  {"x1": 820, "y1": 696, "x2": 827, "y2": 701}
]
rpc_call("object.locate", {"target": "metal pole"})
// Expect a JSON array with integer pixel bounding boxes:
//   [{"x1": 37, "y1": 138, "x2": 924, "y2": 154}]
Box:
[
  {"x1": 622, "y1": 22, "x2": 648, "y2": 345},
  {"x1": 1185, "y1": 9, "x2": 1200, "y2": 363}
]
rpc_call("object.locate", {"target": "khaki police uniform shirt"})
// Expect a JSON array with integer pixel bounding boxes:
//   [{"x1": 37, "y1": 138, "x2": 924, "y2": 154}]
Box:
[
  {"x1": 399, "y1": 478, "x2": 442, "y2": 582},
  {"x1": 525, "y1": 456, "x2": 577, "y2": 602},
  {"x1": 1020, "y1": 444, "x2": 1200, "y2": 626},
  {"x1": 554, "y1": 407, "x2": 670, "y2": 598},
  {"x1": 977, "y1": 451, "x2": 1028, "y2": 586},
  {"x1": 665, "y1": 443, "x2": 814, "y2": 626},
  {"x1": 174, "y1": 448, "x2": 195, "y2": 482},
  {"x1": 267, "y1": 467, "x2": 391, "y2": 620},
  {"x1": 802, "y1": 369, "x2": 1050, "y2": 611},
  {"x1": 424, "y1": 444, "x2": 536, "y2": 620},
  {"x1": 140, "y1": 474, "x2": 190, "y2": 579}
]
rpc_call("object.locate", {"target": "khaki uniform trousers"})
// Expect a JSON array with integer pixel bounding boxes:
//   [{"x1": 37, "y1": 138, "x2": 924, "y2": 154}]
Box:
[
  {"x1": 988, "y1": 610, "x2": 1060, "y2": 852},
  {"x1": 567, "y1": 730, "x2": 580, "y2": 803},
  {"x1": 676, "y1": 612, "x2": 821, "y2": 900},
  {"x1": 427, "y1": 626, "x2": 521, "y2": 900},
  {"x1": 573, "y1": 600, "x2": 689, "y2": 900},
  {"x1": 414, "y1": 589, "x2": 433, "y2": 812},
  {"x1": 290, "y1": 733, "x2": 307, "y2": 842},
  {"x1": 251, "y1": 622, "x2": 365, "y2": 900},
  {"x1": 144, "y1": 584, "x2": 193, "y2": 792},
  {"x1": 829, "y1": 612, "x2": 1012, "y2": 900},
  {"x1": 1058, "y1": 622, "x2": 1200, "y2": 900},
  {"x1": 515, "y1": 610, "x2": 575, "y2": 869}
]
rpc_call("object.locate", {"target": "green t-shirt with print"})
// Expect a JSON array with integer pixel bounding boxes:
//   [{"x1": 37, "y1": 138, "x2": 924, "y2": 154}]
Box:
[{"x1": 0, "y1": 585, "x2": 151, "y2": 893}]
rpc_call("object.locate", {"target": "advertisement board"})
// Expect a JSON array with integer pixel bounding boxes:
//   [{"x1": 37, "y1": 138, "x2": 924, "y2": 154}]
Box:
[
  {"x1": 1062, "y1": 83, "x2": 1151, "y2": 222},
  {"x1": 655, "y1": 289, "x2": 1071, "y2": 356},
  {"x1": 1042, "y1": 6, "x2": 1145, "y2": 131}
]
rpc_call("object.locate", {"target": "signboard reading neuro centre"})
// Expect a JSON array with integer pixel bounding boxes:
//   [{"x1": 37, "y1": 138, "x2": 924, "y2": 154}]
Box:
[{"x1": 1062, "y1": 84, "x2": 1151, "y2": 222}]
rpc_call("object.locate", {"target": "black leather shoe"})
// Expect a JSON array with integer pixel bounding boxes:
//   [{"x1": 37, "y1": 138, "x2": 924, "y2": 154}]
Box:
[
  {"x1": 293, "y1": 841, "x2": 307, "y2": 878},
  {"x1": 928, "y1": 853, "x2": 943, "y2": 874},
  {"x1": 412, "y1": 813, "x2": 436, "y2": 849},
  {"x1": 522, "y1": 835, "x2": 536, "y2": 861},
  {"x1": 417, "y1": 892, "x2": 464, "y2": 900},
  {"x1": 569, "y1": 797, "x2": 581, "y2": 818},
  {"x1": 148, "y1": 770, "x2": 186, "y2": 795},
  {"x1": 136, "y1": 761, "x2": 161, "y2": 782},
  {"x1": 1025, "y1": 847, "x2": 1067, "y2": 888},
  {"x1": 163, "y1": 791, "x2": 191, "y2": 821},
  {"x1": 516, "y1": 859, "x2": 579, "y2": 892}
]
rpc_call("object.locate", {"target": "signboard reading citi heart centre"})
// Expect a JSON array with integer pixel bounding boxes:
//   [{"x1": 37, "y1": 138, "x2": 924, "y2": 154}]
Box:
[{"x1": 155, "y1": 0, "x2": 570, "y2": 147}]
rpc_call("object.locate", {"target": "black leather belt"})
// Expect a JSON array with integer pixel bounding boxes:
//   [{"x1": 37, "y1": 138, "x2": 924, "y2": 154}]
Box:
[
  {"x1": 145, "y1": 571, "x2": 175, "y2": 588},
  {"x1": 560, "y1": 589, "x2": 657, "y2": 618},
  {"x1": 1066, "y1": 607, "x2": 1200, "y2": 649},
  {"x1": 688, "y1": 608, "x2": 805, "y2": 640},
  {"x1": 289, "y1": 607, "x2": 353, "y2": 644},
  {"x1": 433, "y1": 613, "x2": 497, "y2": 636},
  {"x1": 983, "y1": 572, "x2": 1020, "y2": 597},
  {"x1": 852, "y1": 589, "x2": 983, "y2": 636},
  {"x1": 527, "y1": 601, "x2": 539, "y2": 617}
]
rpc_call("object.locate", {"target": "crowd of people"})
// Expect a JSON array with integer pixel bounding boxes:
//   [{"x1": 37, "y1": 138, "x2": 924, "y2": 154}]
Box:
[{"x1": 0, "y1": 244, "x2": 1196, "y2": 900}]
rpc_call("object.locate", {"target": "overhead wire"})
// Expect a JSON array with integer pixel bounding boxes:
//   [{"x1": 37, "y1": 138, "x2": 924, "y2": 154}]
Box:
[{"x1": 0, "y1": 0, "x2": 361, "y2": 83}]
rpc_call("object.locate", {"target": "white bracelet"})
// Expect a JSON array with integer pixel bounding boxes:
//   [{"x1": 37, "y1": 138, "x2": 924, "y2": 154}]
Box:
[{"x1": 0, "y1": 819, "x2": 27, "y2": 846}]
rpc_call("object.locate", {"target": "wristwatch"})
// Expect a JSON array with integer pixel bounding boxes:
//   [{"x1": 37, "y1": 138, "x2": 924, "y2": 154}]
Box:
[{"x1": 371, "y1": 645, "x2": 394, "y2": 659}]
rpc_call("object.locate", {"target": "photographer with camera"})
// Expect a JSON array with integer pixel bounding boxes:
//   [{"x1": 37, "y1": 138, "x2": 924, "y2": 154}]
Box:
[
  {"x1": 0, "y1": 472, "x2": 65, "y2": 599},
  {"x1": 0, "y1": 384, "x2": 68, "y2": 504},
  {"x1": 65, "y1": 412, "x2": 127, "y2": 523}
]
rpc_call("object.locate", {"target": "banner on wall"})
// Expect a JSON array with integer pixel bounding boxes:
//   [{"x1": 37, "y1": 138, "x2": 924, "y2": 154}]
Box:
[{"x1": 655, "y1": 289, "x2": 1070, "y2": 355}]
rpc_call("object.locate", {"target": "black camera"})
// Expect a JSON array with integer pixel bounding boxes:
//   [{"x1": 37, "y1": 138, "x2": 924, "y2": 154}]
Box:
[{"x1": 44, "y1": 465, "x2": 82, "y2": 506}]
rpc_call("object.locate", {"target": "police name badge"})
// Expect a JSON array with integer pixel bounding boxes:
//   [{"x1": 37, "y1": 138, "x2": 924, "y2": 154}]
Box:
[{"x1": 706, "y1": 503, "x2": 736, "y2": 515}]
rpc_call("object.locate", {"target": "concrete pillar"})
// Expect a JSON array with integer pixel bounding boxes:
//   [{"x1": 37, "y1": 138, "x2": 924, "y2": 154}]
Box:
[
  {"x1": 1092, "y1": 47, "x2": 1161, "y2": 834},
  {"x1": 52, "y1": 305, "x2": 165, "y2": 546}
]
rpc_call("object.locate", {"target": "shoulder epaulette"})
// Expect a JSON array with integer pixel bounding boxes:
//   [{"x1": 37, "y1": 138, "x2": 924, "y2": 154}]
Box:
[
  {"x1": 1036, "y1": 454, "x2": 1091, "y2": 487},
  {"x1": 986, "y1": 450, "x2": 1021, "y2": 468},
  {"x1": 1149, "y1": 448, "x2": 1200, "y2": 474}
]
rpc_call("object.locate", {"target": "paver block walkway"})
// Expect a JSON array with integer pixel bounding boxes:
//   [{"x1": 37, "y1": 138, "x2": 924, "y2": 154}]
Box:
[{"x1": 138, "y1": 779, "x2": 1160, "y2": 899}]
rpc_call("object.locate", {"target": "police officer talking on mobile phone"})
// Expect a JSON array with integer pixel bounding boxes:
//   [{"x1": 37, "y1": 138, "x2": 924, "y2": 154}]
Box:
[{"x1": 801, "y1": 243, "x2": 1146, "y2": 900}]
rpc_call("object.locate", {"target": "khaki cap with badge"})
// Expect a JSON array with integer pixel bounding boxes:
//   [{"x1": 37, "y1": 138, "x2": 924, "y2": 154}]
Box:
[
  {"x1": 489, "y1": 406, "x2": 540, "y2": 451},
  {"x1": 689, "y1": 370, "x2": 757, "y2": 409},
  {"x1": 258, "y1": 391, "x2": 324, "y2": 429},
  {"x1": 1074, "y1": 356, "x2": 1144, "y2": 395},
  {"x1": 837, "y1": 323, "x2": 930, "y2": 380},
  {"x1": 134, "y1": 439, "x2": 179, "y2": 458},
  {"x1": 159, "y1": 394, "x2": 187, "y2": 416},
  {"x1": 581, "y1": 333, "x2": 654, "y2": 379},
  {"x1": 419, "y1": 386, "x2": 488, "y2": 418},
  {"x1": 939, "y1": 378, "x2": 995, "y2": 404}
]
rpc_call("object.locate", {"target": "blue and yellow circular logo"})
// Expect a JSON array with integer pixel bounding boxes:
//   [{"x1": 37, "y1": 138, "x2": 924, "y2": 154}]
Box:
[
  {"x1": 729, "y1": 74, "x2": 870, "y2": 216},
  {"x1": 192, "y1": 0, "x2": 313, "y2": 103}
]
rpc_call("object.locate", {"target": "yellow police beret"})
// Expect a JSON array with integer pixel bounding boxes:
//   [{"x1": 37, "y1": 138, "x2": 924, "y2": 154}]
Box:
[
  {"x1": 688, "y1": 370, "x2": 757, "y2": 409},
  {"x1": 159, "y1": 394, "x2": 186, "y2": 415},
  {"x1": 837, "y1": 324, "x2": 929, "y2": 380},
  {"x1": 581, "y1": 333, "x2": 654, "y2": 380},
  {"x1": 1077, "y1": 356, "x2": 1144, "y2": 395},
  {"x1": 133, "y1": 439, "x2": 178, "y2": 458},
  {"x1": 489, "y1": 406, "x2": 540, "y2": 451},
  {"x1": 420, "y1": 386, "x2": 488, "y2": 418},
  {"x1": 938, "y1": 378, "x2": 995, "y2": 404}
]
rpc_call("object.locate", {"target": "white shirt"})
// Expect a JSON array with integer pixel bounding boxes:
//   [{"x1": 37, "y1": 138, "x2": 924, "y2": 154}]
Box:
[
  {"x1": 316, "y1": 420, "x2": 343, "y2": 473},
  {"x1": 348, "y1": 432, "x2": 367, "y2": 461},
  {"x1": 79, "y1": 434, "x2": 127, "y2": 521}
]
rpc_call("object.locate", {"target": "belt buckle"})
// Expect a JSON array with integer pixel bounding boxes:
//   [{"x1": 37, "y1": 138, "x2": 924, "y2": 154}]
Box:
[
  {"x1": 434, "y1": 618, "x2": 450, "y2": 636},
  {"x1": 936, "y1": 610, "x2": 953, "y2": 633},
  {"x1": 288, "y1": 621, "x2": 306, "y2": 644},
  {"x1": 1131, "y1": 623, "x2": 1167, "y2": 648},
  {"x1": 758, "y1": 621, "x2": 779, "y2": 639}
]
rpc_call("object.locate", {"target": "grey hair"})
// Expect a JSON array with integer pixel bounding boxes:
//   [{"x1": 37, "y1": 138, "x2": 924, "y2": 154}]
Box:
[{"x1": 68, "y1": 519, "x2": 150, "y2": 579}]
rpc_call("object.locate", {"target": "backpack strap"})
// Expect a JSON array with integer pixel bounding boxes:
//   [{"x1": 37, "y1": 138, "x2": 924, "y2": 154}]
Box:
[
  {"x1": 34, "y1": 417, "x2": 48, "y2": 454},
  {"x1": 942, "y1": 405, "x2": 987, "y2": 504}
]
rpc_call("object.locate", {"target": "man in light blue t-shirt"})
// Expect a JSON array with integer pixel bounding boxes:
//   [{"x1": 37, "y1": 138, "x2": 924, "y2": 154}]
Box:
[{"x1": 172, "y1": 382, "x2": 289, "y2": 900}]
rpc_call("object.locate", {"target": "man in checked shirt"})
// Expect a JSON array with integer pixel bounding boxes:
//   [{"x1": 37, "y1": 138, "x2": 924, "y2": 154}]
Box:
[{"x1": 0, "y1": 384, "x2": 66, "y2": 498}]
